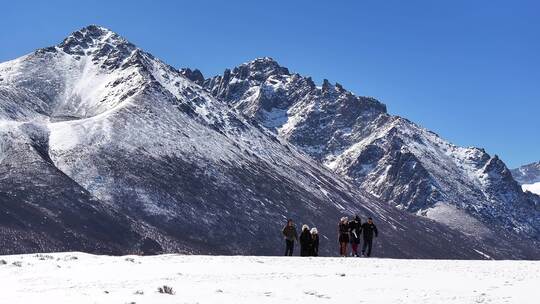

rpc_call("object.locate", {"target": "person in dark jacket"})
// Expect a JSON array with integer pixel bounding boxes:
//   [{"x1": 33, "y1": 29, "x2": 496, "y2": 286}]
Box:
[
  {"x1": 361, "y1": 217, "x2": 378, "y2": 257},
  {"x1": 348, "y1": 215, "x2": 361, "y2": 257},
  {"x1": 299, "y1": 224, "x2": 313, "y2": 257},
  {"x1": 310, "y1": 227, "x2": 319, "y2": 257},
  {"x1": 282, "y1": 219, "x2": 298, "y2": 256},
  {"x1": 338, "y1": 217, "x2": 349, "y2": 257}
]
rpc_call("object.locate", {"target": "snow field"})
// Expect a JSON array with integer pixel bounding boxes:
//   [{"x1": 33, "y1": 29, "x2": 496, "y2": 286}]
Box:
[{"x1": 0, "y1": 252, "x2": 538, "y2": 304}]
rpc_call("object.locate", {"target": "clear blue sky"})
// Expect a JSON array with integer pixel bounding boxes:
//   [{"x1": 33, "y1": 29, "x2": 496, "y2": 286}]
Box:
[{"x1": 1, "y1": 0, "x2": 538, "y2": 167}]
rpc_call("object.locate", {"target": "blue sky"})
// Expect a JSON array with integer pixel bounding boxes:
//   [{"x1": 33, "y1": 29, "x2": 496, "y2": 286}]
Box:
[{"x1": 1, "y1": 0, "x2": 538, "y2": 167}]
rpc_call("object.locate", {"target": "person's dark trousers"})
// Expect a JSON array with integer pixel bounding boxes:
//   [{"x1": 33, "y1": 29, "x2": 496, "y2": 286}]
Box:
[
  {"x1": 285, "y1": 240, "x2": 294, "y2": 256},
  {"x1": 362, "y1": 238, "x2": 373, "y2": 257}
]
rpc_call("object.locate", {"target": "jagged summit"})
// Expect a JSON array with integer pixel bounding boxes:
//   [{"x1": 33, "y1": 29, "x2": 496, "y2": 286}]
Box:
[
  {"x1": 245, "y1": 56, "x2": 286, "y2": 68},
  {"x1": 70, "y1": 24, "x2": 116, "y2": 39},
  {"x1": 227, "y1": 57, "x2": 357, "y2": 95},
  {"x1": 51, "y1": 25, "x2": 142, "y2": 73},
  {"x1": 179, "y1": 68, "x2": 205, "y2": 85},
  {"x1": 0, "y1": 24, "x2": 207, "y2": 120},
  {"x1": 225, "y1": 57, "x2": 291, "y2": 83},
  {"x1": 250, "y1": 56, "x2": 278, "y2": 63},
  {"x1": 181, "y1": 56, "x2": 376, "y2": 110},
  {"x1": 203, "y1": 58, "x2": 387, "y2": 141},
  {"x1": 58, "y1": 25, "x2": 134, "y2": 56}
]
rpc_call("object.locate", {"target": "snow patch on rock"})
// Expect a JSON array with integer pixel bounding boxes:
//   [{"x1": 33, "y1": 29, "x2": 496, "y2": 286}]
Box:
[{"x1": 523, "y1": 182, "x2": 540, "y2": 195}]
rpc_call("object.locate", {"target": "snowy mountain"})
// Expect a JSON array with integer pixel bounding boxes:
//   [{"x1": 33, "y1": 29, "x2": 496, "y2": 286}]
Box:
[
  {"x1": 0, "y1": 26, "x2": 538, "y2": 259},
  {"x1": 512, "y1": 161, "x2": 540, "y2": 185},
  {"x1": 202, "y1": 57, "x2": 540, "y2": 245},
  {"x1": 512, "y1": 161, "x2": 540, "y2": 195}
]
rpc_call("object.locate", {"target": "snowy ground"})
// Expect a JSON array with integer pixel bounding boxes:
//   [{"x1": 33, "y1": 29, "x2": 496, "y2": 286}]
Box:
[
  {"x1": 522, "y1": 182, "x2": 540, "y2": 195},
  {"x1": 1, "y1": 253, "x2": 538, "y2": 304}
]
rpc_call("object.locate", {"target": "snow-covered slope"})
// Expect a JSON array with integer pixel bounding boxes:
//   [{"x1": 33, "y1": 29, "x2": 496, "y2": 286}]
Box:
[
  {"x1": 0, "y1": 121, "x2": 144, "y2": 254},
  {"x1": 202, "y1": 57, "x2": 540, "y2": 244},
  {"x1": 1, "y1": 252, "x2": 538, "y2": 304},
  {"x1": 3, "y1": 25, "x2": 525, "y2": 258}
]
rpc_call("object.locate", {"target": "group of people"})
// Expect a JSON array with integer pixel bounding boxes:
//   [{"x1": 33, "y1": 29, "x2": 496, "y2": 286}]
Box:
[
  {"x1": 282, "y1": 219, "x2": 320, "y2": 256},
  {"x1": 282, "y1": 216, "x2": 378, "y2": 257},
  {"x1": 338, "y1": 216, "x2": 378, "y2": 257}
]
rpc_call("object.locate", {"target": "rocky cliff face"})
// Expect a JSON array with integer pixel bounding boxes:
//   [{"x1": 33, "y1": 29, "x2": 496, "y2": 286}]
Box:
[{"x1": 202, "y1": 57, "x2": 540, "y2": 243}]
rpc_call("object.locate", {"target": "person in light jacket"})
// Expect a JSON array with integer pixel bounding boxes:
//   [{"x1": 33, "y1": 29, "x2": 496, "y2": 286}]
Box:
[{"x1": 310, "y1": 227, "x2": 319, "y2": 257}]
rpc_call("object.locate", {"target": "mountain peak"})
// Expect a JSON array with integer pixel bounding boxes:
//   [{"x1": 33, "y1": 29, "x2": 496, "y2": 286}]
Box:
[
  {"x1": 249, "y1": 56, "x2": 278, "y2": 64},
  {"x1": 233, "y1": 57, "x2": 290, "y2": 80},
  {"x1": 78, "y1": 24, "x2": 114, "y2": 37},
  {"x1": 180, "y1": 68, "x2": 205, "y2": 85},
  {"x1": 58, "y1": 25, "x2": 135, "y2": 56}
]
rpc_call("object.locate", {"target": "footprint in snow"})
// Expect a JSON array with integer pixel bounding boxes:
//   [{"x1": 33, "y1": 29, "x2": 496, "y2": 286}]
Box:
[
  {"x1": 304, "y1": 290, "x2": 330, "y2": 299},
  {"x1": 474, "y1": 293, "x2": 487, "y2": 303}
]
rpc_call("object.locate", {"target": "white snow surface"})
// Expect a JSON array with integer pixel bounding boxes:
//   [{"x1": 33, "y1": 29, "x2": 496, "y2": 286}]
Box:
[
  {"x1": 1, "y1": 252, "x2": 538, "y2": 304},
  {"x1": 522, "y1": 182, "x2": 540, "y2": 195}
]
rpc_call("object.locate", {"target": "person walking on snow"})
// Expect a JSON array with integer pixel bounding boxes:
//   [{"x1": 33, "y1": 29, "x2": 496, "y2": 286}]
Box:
[
  {"x1": 349, "y1": 215, "x2": 361, "y2": 257},
  {"x1": 299, "y1": 224, "x2": 313, "y2": 257},
  {"x1": 282, "y1": 219, "x2": 298, "y2": 256},
  {"x1": 338, "y1": 217, "x2": 350, "y2": 257},
  {"x1": 310, "y1": 227, "x2": 319, "y2": 257},
  {"x1": 361, "y1": 217, "x2": 378, "y2": 257}
]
